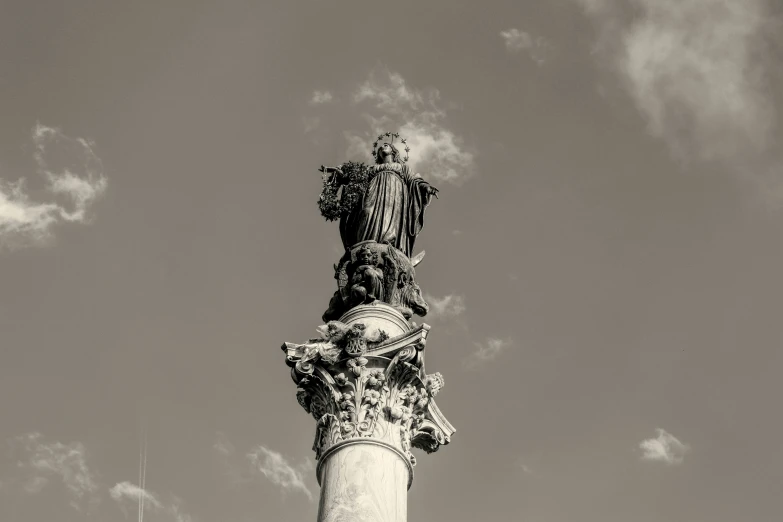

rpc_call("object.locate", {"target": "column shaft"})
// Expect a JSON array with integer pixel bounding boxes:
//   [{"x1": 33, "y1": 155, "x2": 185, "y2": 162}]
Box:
[{"x1": 317, "y1": 441, "x2": 408, "y2": 522}]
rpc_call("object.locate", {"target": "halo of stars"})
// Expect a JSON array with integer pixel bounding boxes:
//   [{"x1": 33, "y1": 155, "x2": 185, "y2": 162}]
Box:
[{"x1": 371, "y1": 132, "x2": 410, "y2": 163}]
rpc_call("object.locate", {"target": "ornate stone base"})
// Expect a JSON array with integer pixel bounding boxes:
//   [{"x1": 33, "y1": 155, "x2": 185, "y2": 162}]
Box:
[{"x1": 282, "y1": 303, "x2": 454, "y2": 522}]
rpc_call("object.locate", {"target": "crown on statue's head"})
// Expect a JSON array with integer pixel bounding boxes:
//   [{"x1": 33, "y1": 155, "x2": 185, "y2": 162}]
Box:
[{"x1": 371, "y1": 132, "x2": 410, "y2": 163}]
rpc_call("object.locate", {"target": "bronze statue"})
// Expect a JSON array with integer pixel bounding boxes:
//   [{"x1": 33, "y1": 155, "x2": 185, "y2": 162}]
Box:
[
  {"x1": 320, "y1": 133, "x2": 439, "y2": 258},
  {"x1": 318, "y1": 132, "x2": 437, "y2": 321}
]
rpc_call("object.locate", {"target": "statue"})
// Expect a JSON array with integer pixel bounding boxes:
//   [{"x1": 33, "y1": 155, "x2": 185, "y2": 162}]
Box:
[
  {"x1": 318, "y1": 133, "x2": 438, "y2": 322},
  {"x1": 319, "y1": 132, "x2": 439, "y2": 258}
]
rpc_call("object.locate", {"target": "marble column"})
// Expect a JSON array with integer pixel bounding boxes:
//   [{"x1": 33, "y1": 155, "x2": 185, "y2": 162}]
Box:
[
  {"x1": 316, "y1": 440, "x2": 410, "y2": 522},
  {"x1": 281, "y1": 302, "x2": 454, "y2": 522}
]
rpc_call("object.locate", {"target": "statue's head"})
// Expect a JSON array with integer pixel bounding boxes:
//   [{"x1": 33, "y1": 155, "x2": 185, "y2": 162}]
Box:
[
  {"x1": 357, "y1": 245, "x2": 374, "y2": 264},
  {"x1": 375, "y1": 142, "x2": 402, "y2": 164},
  {"x1": 371, "y1": 132, "x2": 410, "y2": 164}
]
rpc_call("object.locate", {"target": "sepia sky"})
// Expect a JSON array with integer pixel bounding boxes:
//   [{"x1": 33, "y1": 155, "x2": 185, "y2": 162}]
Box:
[{"x1": 2, "y1": 0, "x2": 783, "y2": 521}]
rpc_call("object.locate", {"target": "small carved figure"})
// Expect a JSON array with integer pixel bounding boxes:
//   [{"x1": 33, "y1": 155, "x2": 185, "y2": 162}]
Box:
[
  {"x1": 349, "y1": 245, "x2": 385, "y2": 306},
  {"x1": 322, "y1": 240, "x2": 429, "y2": 321}
]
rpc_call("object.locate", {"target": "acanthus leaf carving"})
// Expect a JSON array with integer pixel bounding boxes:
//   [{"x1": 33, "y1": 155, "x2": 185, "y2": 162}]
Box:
[{"x1": 282, "y1": 313, "x2": 453, "y2": 469}]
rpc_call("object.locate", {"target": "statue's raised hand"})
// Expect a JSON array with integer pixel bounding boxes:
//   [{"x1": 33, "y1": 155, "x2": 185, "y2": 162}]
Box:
[{"x1": 319, "y1": 165, "x2": 344, "y2": 185}]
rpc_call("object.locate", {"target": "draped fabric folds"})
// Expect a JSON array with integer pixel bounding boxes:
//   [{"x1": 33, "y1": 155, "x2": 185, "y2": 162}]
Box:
[{"x1": 339, "y1": 164, "x2": 432, "y2": 258}]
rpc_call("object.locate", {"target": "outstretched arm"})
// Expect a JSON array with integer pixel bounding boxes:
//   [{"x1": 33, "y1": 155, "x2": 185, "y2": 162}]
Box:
[{"x1": 404, "y1": 167, "x2": 439, "y2": 199}]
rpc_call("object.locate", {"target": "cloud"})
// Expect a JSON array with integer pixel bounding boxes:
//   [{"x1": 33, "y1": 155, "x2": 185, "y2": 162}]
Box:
[
  {"x1": 310, "y1": 90, "x2": 334, "y2": 105},
  {"x1": 0, "y1": 123, "x2": 107, "y2": 250},
  {"x1": 23, "y1": 475, "x2": 49, "y2": 494},
  {"x1": 109, "y1": 481, "x2": 163, "y2": 510},
  {"x1": 500, "y1": 28, "x2": 551, "y2": 65},
  {"x1": 10, "y1": 432, "x2": 100, "y2": 510},
  {"x1": 213, "y1": 433, "x2": 255, "y2": 487},
  {"x1": 247, "y1": 445, "x2": 313, "y2": 501},
  {"x1": 303, "y1": 115, "x2": 321, "y2": 133},
  {"x1": 110, "y1": 481, "x2": 192, "y2": 522},
  {"x1": 464, "y1": 337, "x2": 512, "y2": 369},
  {"x1": 213, "y1": 432, "x2": 235, "y2": 457},
  {"x1": 639, "y1": 428, "x2": 690, "y2": 465},
  {"x1": 424, "y1": 293, "x2": 466, "y2": 319},
  {"x1": 575, "y1": 0, "x2": 781, "y2": 171},
  {"x1": 348, "y1": 67, "x2": 475, "y2": 185}
]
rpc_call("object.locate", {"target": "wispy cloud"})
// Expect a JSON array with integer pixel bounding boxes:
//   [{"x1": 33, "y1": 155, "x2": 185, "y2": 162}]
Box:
[
  {"x1": 500, "y1": 28, "x2": 551, "y2": 65},
  {"x1": 110, "y1": 481, "x2": 192, "y2": 522},
  {"x1": 464, "y1": 337, "x2": 512, "y2": 369},
  {"x1": 213, "y1": 432, "x2": 254, "y2": 488},
  {"x1": 213, "y1": 432, "x2": 256, "y2": 487},
  {"x1": 347, "y1": 67, "x2": 475, "y2": 185},
  {"x1": 575, "y1": 0, "x2": 782, "y2": 181},
  {"x1": 109, "y1": 481, "x2": 163, "y2": 510},
  {"x1": 10, "y1": 432, "x2": 100, "y2": 510},
  {"x1": 213, "y1": 433, "x2": 235, "y2": 457},
  {"x1": 424, "y1": 293, "x2": 466, "y2": 320},
  {"x1": 639, "y1": 428, "x2": 690, "y2": 465},
  {"x1": 0, "y1": 123, "x2": 107, "y2": 250},
  {"x1": 310, "y1": 90, "x2": 334, "y2": 105},
  {"x1": 247, "y1": 445, "x2": 313, "y2": 501},
  {"x1": 303, "y1": 115, "x2": 321, "y2": 134}
]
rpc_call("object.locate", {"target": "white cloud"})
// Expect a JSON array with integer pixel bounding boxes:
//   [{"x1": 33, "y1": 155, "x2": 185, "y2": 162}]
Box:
[
  {"x1": 110, "y1": 481, "x2": 191, "y2": 522},
  {"x1": 500, "y1": 28, "x2": 551, "y2": 65},
  {"x1": 310, "y1": 90, "x2": 334, "y2": 105},
  {"x1": 464, "y1": 337, "x2": 512, "y2": 369},
  {"x1": 303, "y1": 115, "x2": 321, "y2": 133},
  {"x1": 348, "y1": 67, "x2": 475, "y2": 185},
  {"x1": 1, "y1": 123, "x2": 107, "y2": 250},
  {"x1": 213, "y1": 433, "x2": 254, "y2": 487},
  {"x1": 213, "y1": 433, "x2": 235, "y2": 457},
  {"x1": 424, "y1": 293, "x2": 466, "y2": 319},
  {"x1": 639, "y1": 428, "x2": 690, "y2": 465},
  {"x1": 576, "y1": 0, "x2": 780, "y2": 169},
  {"x1": 23, "y1": 475, "x2": 49, "y2": 494},
  {"x1": 11, "y1": 432, "x2": 100, "y2": 510},
  {"x1": 247, "y1": 445, "x2": 313, "y2": 501},
  {"x1": 109, "y1": 481, "x2": 163, "y2": 510}
]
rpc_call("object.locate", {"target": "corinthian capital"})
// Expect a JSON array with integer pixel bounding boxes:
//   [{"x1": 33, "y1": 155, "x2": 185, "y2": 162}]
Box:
[{"x1": 281, "y1": 303, "x2": 455, "y2": 482}]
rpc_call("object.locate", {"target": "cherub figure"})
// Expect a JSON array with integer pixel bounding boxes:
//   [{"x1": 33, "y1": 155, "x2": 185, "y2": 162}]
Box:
[{"x1": 349, "y1": 245, "x2": 385, "y2": 306}]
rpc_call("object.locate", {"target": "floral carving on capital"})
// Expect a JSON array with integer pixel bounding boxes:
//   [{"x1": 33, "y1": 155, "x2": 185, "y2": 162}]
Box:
[{"x1": 283, "y1": 326, "x2": 453, "y2": 466}]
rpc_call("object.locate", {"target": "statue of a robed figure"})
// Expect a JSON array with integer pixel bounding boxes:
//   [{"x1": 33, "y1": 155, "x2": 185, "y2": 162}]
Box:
[{"x1": 318, "y1": 132, "x2": 440, "y2": 322}]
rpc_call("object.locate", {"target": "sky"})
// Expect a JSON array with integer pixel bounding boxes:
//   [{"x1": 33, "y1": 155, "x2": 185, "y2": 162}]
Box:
[{"x1": 1, "y1": 0, "x2": 783, "y2": 521}]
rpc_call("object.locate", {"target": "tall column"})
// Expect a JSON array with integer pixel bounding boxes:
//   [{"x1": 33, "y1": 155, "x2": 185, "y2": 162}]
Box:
[
  {"x1": 287, "y1": 130, "x2": 453, "y2": 520},
  {"x1": 282, "y1": 302, "x2": 454, "y2": 522}
]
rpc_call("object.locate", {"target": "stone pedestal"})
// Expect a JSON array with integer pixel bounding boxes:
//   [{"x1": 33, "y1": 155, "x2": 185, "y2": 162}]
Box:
[{"x1": 282, "y1": 303, "x2": 454, "y2": 522}]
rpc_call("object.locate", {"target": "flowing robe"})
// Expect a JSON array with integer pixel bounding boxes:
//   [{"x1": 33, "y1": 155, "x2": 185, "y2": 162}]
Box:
[{"x1": 339, "y1": 163, "x2": 432, "y2": 257}]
